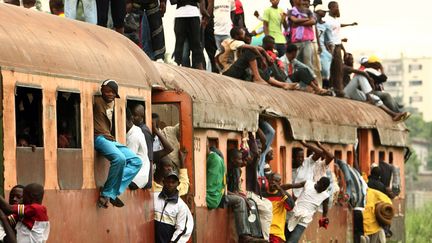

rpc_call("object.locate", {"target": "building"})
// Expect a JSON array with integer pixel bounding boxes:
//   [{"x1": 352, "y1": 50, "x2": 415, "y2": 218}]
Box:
[
  {"x1": 383, "y1": 56, "x2": 432, "y2": 121},
  {"x1": 411, "y1": 138, "x2": 431, "y2": 174}
]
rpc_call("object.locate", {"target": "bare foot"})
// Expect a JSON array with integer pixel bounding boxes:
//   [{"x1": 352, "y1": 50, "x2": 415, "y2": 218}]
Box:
[
  {"x1": 284, "y1": 83, "x2": 299, "y2": 90},
  {"x1": 392, "y1": 113, "x2": 405, "y2": 122},
  {"x1": 253, "y1": 78, "x2": 269, "y2": 85}
]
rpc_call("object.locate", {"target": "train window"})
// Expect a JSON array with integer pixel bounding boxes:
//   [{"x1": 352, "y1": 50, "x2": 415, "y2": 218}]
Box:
[
  {"x1": 127, "y1": 99, "x2": 146, "y2": 123},
  {"x1": 370, "y1": 150, "x2": 375, "y2": 164},
  {"x1": 15, "y1": 86, "x2": 43, "y2": 147},
  {"x1": 291, "y1": 147, "x2": 303, "y2": 168},
  {"x1": 306, "y1": 149, "x2": 313, "y2": 157},
  {"x1": 378, "y1": 151, "x2": 386, "y2": 162},
  {"x1": 347, "y1": 151, "x2": 353, "y2": 165},
  {"x1": 152, "y1": 103, "x2": 180, "y2": 128},
  {"x1": 334, "y1": 150, "x2": 342, "y2": 160},
  {"x1": 389, "y1": 152, "x2": 394, "y2": 164},
  {"x1": 208, "y1": 138, "x2": 219, "y2": 149},
  {"x1": 57, "y1": 92, "x2": 81, "y2": 148}
]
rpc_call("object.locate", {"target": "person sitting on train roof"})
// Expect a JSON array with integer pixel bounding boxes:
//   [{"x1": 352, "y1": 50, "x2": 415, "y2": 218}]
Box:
[
  {"x1": 207, "y1": 146, "x2": 267, "y2": 243},
  {"x1": 363, "y1": 57, "x2": 410, "y2": 120},
  {"x1": 153, "y1": 148, "x2": 190, "y2": 196},
  {"x1": 261, "y1": 36, "x2": 289, "y2": 83},
  {"x1": 291, "y1": 140, "x2": 334, "y2": 199},
  {"x1": 343, "y1": 57, "x2": 409, "y2": 122},
  {"x1": 129, "y1": 104, "x2": 154, "y2": 190},
  {"x1": 152, "y1": 113, "x2": 174, "y2": 162},
  {"x1": 94, "y1": 79, "x2": 142, "y2": 208},
  {"x1": 220, "y1": 28, "x2": 299, "y2": 90},
  {"x1": 0, "y1": 183, "x2": 50, "y2": 243},
  {"x1": 285, "y1": 177, "x2": 330, "y2": 243},
  {"x1": 49, "y1": 0, "x2": 65, "y2": 17},
  {"x1": 125, "y1": 108, "x2": 151, "y2": 190},
  {"x1": 154, "y1": 170, "x2": 194, "y2": 243},
  {"x1": 342, "y1": 53, "x2": 373, "y2": 88},
  {"x1": 264, "y1": 173, "x2": 298, "y2": 243},
  {"x1": 3, "y1": 0, "x2": 20, "y2": 6},
  {"x1": 22, "y1": 0, "x2": 36, "y2": 10},
  {"x1": 230, "y1": 134, "x2": 274, "y2": 241},
  {"x1": 280, "y1": 44, "x2": 331, "y2": 95}
]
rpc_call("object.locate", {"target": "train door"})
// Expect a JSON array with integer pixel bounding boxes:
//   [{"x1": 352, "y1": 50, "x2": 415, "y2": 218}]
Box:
[{"x1": 151, "y1": 90, "x2": 194, "y2": 200}]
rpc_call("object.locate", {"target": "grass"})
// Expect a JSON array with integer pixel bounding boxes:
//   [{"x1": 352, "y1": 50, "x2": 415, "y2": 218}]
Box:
[{"x1": 406, "y1": 202, "x2": 432, "y2": 242}]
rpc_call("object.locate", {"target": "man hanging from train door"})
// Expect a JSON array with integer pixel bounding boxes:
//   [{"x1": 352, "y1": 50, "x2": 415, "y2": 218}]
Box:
[{"x1": 94, "y1": 79, "x2": 142, "y2": 208}]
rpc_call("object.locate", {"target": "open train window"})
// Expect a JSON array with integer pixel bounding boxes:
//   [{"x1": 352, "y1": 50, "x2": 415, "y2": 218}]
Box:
[
  {"x1": 208, "y1": 138, "x2": 219, "y2": 149},
  {"x1": 291, "y1": 147, "x2": 303, "y2": 169},
  {"x1": 378, "y1": 151, "x2": 386, "y2": 162},
  {"x1": 127, "y1": 99, "x2": 146, "y2": 123},
  {"x1": 334, "y1": 150, "x2": 342, "y2": 160},
  {"x1": 280, "y1": 146, "x2": 287, "y2": 183},
  {"x1": 370, "y1": 150, "x2": 376, "y2": 164},
  {"x1": 15, "y1": 86, "x2": 43, "y2": 147},
  {"x1": 57, "y1": 91, "x2": 81, "y2": 148}
]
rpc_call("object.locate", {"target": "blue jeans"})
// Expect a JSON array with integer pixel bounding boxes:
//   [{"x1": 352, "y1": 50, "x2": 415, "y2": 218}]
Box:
[
  {"x1": 140, "y1": 10, "x2": 154, "y2": 60},
  {"x1": 65, "y1": 0, "x2": 97, "y2": 24},
  {"x1": 95, "y1": 135, "x2": 142, "y2": 199},
  {"x1": 215, "y1": 34, "x2": 229, "y2": 51},
  {"x1": 285, "y1": 224, "x2": 306, "y2": 243},
  {"x1": 258, "y1": 120, "x2": 275, "y2": 176}
]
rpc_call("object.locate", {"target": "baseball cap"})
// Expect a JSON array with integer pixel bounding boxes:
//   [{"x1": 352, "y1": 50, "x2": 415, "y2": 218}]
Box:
[
  {"x1": 359, "y1": 56, "x2": 369, "y2": 65},
  {"x1": 367, "y1": 55, "x2": 381, "y2": 63},
  {"x1": 101, "y1": 79, "x2": 120, "y2": 98},
  {"x1": 165, "y1": 170, "x2": 179, "y2": 181},
  {"x1": 314, "y1": 4, "x2": 328, "y2": 12}
]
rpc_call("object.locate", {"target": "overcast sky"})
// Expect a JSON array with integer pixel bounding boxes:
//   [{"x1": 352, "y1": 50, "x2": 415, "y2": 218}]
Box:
[{"x1": 161, "y1": 0, "x2": 432, "y2": 59}]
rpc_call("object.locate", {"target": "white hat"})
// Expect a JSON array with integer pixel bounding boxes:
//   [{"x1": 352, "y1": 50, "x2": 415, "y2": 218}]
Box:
[
  {"x1": 359, "y1": 56, "x2": 369, "y2": 65},
  {"x1": 314, "y1": 4, "x2": 328, "y2": 12}
]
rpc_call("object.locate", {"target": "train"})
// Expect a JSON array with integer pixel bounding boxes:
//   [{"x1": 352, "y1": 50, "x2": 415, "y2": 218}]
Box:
[{"x1": 0, "y1": 4, "x2": 407, "y2": 243}]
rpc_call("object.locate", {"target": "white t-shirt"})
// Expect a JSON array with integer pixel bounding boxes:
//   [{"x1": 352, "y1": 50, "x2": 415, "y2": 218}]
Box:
[
  {"x1": 0, "y1": 223, "x2": 6, "y2": 241},
  {"x1": 127, "y1": 125, "x2": 150, "y2": 188},
  {"x1": 213, "y1": 0, "x2": 236, "y2": 35},
  {"x1": 175, "y1": 5, "x2": 201, "y2": 18},
  {"x1": 325, "y1": 15, "x2": 341, "y2": 45},
  {"x1": 16, "y1": 221, "x2": 50, "y2": 243},
  {"x1": 288, "y1": 180, "x2": 329, "y2": 230},
  {"x1": 106, "y1": 102, "x2": 114, "y2": 129},
  {"x1": 292, "y1": 155, "x2": 327, "y2": 197}
]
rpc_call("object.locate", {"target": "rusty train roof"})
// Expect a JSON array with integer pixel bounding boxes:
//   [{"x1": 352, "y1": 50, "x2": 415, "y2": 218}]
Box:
[
  {"x1": 155, "y1": 63, "x2": 408, "y2": 147},
  {"x1": 0, "y1": 4, "x2": 161, "y2": 88}
]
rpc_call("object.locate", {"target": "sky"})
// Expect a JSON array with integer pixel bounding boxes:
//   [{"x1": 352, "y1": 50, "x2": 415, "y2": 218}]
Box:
[{"x1": 160, "y1": 0, "x2": 432, "y2": 59}]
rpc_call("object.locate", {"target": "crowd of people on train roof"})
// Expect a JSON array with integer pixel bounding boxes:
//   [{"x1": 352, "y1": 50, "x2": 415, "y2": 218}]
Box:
[{"x1": 3, "y1": 0, "x2": 410, "y2": 122}]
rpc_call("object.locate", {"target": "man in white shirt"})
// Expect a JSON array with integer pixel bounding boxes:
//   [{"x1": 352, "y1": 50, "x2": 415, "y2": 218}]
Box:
[
  {"x1": 126, "y1": 108, "x2": 151, "y2": 189},
  {"x1": 292, "y1": 140, "x2": 334, "y2": 198},
  {"x1": 286, "y1": 177, "x2": 330, "y2": 243},
  {"x1": 173, "y1": 0, "x2": 208, "y2": 69},
  {"x1": 325, "y1": 1, "x2": 357, "y2": 97},
  {"x1": 210, "y1": 0, "x2": 236, "y2": 50}
]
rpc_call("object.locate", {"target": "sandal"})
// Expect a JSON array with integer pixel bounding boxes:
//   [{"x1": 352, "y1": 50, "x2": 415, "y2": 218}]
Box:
[{"x1": 110, "y1": 197, "x2": 125, "y2": 208}]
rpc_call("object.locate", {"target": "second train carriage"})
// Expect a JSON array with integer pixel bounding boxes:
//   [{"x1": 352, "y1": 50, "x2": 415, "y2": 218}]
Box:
[{"x1": 152, "y1": 63, "x2": 408, "y2": 242}]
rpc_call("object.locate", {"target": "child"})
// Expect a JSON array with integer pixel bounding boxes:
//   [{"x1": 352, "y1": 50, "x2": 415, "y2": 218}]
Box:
[
  {"x1": 9, "y1": 185, "x2": 24, "y2": 205},
  {"x1": 0, "y1": 183, "x2": 50, "y2": 243}
]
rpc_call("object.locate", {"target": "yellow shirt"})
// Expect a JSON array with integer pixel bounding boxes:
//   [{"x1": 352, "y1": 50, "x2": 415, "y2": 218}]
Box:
[
  {"x1": 363, "y1": 188, "x2": 392, "y2": 235},
  {"x1": 267, "y1": 192, "x2": 288, "y2": 241},
  {"x1": 153, "y1": 168, "x2": 190, "y2": 196}
]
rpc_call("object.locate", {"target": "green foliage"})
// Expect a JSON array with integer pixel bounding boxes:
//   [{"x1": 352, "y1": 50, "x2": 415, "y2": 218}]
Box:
[
  {"x1": 406, "y1": 202, "x2": 432, "y2": 242},
  {"x1": 405, "y1": 115, "x2": 432, "y2": 173},
  {"x1": 406, "y1": 151, "x2": 420, "y2": 180}
]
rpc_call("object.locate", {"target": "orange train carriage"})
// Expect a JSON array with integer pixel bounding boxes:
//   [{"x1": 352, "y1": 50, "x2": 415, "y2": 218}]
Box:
[{"x1": 0, "y1": 4, "x2": 408, "y2": 243}]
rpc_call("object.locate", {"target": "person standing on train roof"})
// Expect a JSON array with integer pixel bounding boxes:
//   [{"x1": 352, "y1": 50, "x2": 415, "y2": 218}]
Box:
[
  {"x1": 153, "y1": 148, "x2": 190, "y2": 196},
  {"x1": 94, "y1": 79, "x2": 142, "y2": 208},
  {"x1": 130, "y1": 104, "x2": 154, "y2": 189},
  {"x1": 263, "y1": 0, "x2": 288, "y2": 58},
  {"x1": 0, "y1": 183, "x2": 50, "y2": 243},
  {"x1": 125, "y1": 108, "x2": 151, "y2": 190},
  {"x1": 326, "y1": 1, "x2": 358, "y2": 97},
  {"x1": 285, "y1": 177, "x2": 330, "y2": 243},
  {"x1": 154, "y1": 171, "x2": 194, "y2": 243},
  {"x1": 291, "y1": 140, "x2": 334, "y2": 199}
]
